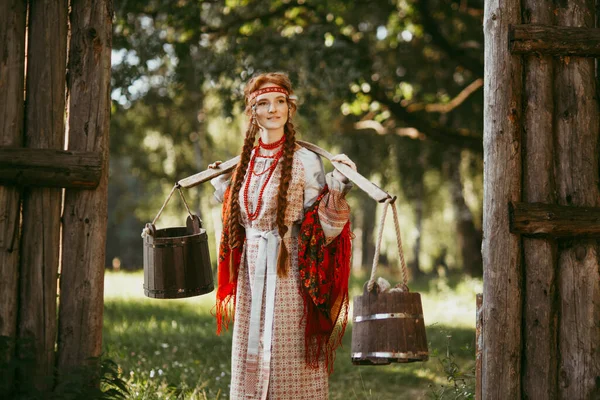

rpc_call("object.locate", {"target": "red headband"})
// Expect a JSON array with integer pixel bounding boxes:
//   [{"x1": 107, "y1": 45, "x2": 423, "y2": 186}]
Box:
[{"x1": 248, "y1": 86, "x2": 289, "y2": 101}]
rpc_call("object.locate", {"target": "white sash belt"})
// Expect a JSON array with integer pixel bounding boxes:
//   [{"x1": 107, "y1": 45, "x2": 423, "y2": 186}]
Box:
[{"x1": 243, "y1": 225, "x2": 298, "y2": 399}]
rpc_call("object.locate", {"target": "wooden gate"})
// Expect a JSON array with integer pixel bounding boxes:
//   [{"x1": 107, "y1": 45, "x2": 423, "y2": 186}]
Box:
[
  {"x1": 481, "y1": 0, "x2": 600, "y2": 398},
  {"x1": 0, "y1": 0, "x2": 112, "y2": 395}
]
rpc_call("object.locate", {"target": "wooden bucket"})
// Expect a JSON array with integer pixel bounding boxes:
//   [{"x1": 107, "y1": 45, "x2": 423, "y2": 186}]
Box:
[
  {"x1": 351, "y1": 197, "x2": 428, "y2": 365},
  {"x1": 351, "y1": 283, "x2": 428, "y2": 365},
  {"x1": 143, "y1": 214, "x2": 213, "y2": 299}
]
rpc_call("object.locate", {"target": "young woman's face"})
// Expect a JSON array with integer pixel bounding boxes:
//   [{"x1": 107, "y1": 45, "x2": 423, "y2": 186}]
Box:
[{"x1": 253, "y1": 84, "x2": 289, "y2": 132}]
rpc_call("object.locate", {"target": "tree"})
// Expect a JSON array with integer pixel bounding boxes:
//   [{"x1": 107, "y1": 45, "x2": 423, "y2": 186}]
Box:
[{"x1": 109, "y1": 0, "x2": 485, "y2": 274}]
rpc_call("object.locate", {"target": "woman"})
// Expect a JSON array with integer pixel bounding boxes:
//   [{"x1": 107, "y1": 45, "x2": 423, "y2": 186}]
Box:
[{"x1": 209, "y1": 72, "x2": 356, "y2": 399}]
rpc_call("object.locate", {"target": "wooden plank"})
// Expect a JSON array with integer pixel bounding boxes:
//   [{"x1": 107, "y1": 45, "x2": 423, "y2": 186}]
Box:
[
  {"x1": 179, "y1": 140, "x2": 393, "y2": 203},
  {"x1": 510, "y1": 202, "x2": 600, "y2": 237},
  {"x1": 18, "y1": 0, "x2": 68, "y2": 391},
  {"x1": 177, "y1": 155, "x2": 240, "y2": 188},
  {"x1": 0, "y1": 148, "x2": 102, "y2": 188},
  {"x1": 482, "y1": 0, "x2": 523, "y2": 397},
  {"x1": 0, "y1": 0, "x2": 26, "y2": 394},
  {"x1": 520, "y1": 4, "x2": 559, "y2": 398},
  {"x1": 297, "y1": 140, "x2": 392, "y2": 203},
  {"x1": 510, "y1": 24, "x2": 600, "y2": 56},
  {"x1": 554, "y1": 2, "x2": 600, "y2": 398},
  {"x1": 56, "y1": 0, "x2": 112, "y2": 374}
]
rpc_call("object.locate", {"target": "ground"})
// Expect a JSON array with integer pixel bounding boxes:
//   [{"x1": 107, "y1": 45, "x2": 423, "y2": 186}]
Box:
[{"x1": 103, "y1": 270, "x2": 479, "y2": 399}]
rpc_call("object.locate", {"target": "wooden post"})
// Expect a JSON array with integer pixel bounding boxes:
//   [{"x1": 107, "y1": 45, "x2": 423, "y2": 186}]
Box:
[
  {"x1": 482, "y1": 0, "x2": 523, "y2": 398},
  {"x1": 521, "y1": 2, "x2": 558, "y2": 398},
  {"x1": 0, "y1": 0, "x2": 26, "y2": 394},
  {"x1": 57, "y1": 0, "x2": 112, "y2": 371},
  {"x1": 554, "y1": 2, "x2": 600, "y2": 398},
  {"x1": 18, "y1": 0, "x2": 68, "y2": 390}
]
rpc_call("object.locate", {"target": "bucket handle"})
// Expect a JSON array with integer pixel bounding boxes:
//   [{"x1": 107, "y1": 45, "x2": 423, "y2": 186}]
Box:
[
  {"x1": 151, "y1": 183, "x2": 197, "y2": 227},
  {"x1": 367, "y1": 196, "x2": 409, "y2": 293}
]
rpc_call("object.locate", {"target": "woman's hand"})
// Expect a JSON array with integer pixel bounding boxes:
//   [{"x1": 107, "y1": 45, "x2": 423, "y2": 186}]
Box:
[
  {"x1": 331, "y1": 154, "x2": 356, "y2": 183},
  {"x1": 208, "y1": 160, "x2": 223, "y2": 169}
]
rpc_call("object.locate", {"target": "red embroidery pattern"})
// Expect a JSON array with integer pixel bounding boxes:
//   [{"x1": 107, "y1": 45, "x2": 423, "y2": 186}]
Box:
[
  {"x1": 248, "y1": 86, "x2": 289, "y2": 100},
  {"x1": 215, "y1": 150, "x2": 352, "y2": 398}
]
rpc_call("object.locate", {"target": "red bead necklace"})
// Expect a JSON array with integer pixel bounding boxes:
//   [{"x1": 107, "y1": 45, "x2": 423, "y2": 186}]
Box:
[
  {"x1": 252, "y1": 149, "x2": 283, "y2": 176},
  {"x1": 258, "y1": 135, "x2": 285, "y2": 150},
  {"x1": 244, "y1": 138, "x2": 285, "y2": 221}
]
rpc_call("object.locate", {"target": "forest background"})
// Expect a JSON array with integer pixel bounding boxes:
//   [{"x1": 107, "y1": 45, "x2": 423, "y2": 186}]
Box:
[
  {"x1": 102, "y1": 0, "x2": 486, "y2": 397},
  {"x1": 108, "y1": 0, "x2": 485, "y2": 280}
]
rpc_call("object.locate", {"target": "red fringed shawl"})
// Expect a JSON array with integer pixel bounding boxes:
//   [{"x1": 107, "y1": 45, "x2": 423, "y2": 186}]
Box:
[{"x1": 214, "y1": 186, "x2": 352, "y2": 374}]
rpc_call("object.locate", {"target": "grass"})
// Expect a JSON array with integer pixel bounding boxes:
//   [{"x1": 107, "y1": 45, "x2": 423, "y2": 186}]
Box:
[{"x1": 103, "y1": 270, "x2": 480, "y2": 399}]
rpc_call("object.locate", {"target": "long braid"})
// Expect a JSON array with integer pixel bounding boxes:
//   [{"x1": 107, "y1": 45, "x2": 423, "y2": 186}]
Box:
[
  {"x1": 227, "y1": 123, "x2": 258, "y2": 273},
  {"x1": 232, "y1": 71, "x2": 299, "y2": 277},
  {"x1": 275, "y1": 120, "x2": 297, "y2": 276}
]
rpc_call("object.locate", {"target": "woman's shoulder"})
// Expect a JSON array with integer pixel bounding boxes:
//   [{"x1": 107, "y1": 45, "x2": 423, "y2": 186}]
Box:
[
  {"x1": 293, "y1": 144, "x2": 324, "y2": 185},
  {"x1": 294, "y1": 144, "x2": 321, "y2": 165}
]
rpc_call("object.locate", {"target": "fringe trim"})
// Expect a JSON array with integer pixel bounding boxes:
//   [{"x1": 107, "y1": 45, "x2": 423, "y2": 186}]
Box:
[{"x1": 300, "y1": 207, "x2": 352, "y2": 375}]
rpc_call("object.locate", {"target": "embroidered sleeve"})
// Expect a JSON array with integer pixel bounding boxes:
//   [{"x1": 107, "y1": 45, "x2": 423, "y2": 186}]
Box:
[
  {"x1": 210, "y1": 172, "x2": 233, "y2": 203},
  {"x1": 299, "y1": 150, "x2": 326, "y2": 210},
  {"x1": 297, "y1": 147, "x2": 352, "y2": 243},
  {"x1": 318, "y1": 172, "x2": 352, "y2": 244}
]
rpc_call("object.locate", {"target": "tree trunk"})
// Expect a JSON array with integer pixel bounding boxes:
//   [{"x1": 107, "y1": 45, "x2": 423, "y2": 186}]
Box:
[
  {"x1": 18, "y1": 0, "x2": 68, "y2": 391},
  {"x1": 444, "y1": 148, "x2": 483, "y2": 277},
  {"x1": 0, "y1": 0, "x2": 26, "y2": 394},
  {"x1": 482, "y1": 0, "x2": 523, "y2": 398},
  {"x1": 411, "y1": 171, "x2": 424, "y2": 279},
  {"x1": 554, "y1": 1, "x2": 600, "y2": 398},
  {"x1": 521, "y1": 3, "x2": 559, "y2": 398},
  {"x1": 57, "y1": 0, "x2": 112, "y2": 373}
]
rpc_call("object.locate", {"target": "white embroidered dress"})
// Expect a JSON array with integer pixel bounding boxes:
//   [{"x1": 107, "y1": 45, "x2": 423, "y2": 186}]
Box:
[{"x1": 212, "y1": 145, "x2": 351, "y2": 400}]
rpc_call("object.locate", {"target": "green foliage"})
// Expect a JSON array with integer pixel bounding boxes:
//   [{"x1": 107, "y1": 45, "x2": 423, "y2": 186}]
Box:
[
  {"x1": 102, "y1": 271, "x2": 479, "y2": 399},
  {"x1": 428, "y1": 334, "x2": 476, "y2": 400},
  {"x1": 107, "y1": 0, "x2": 485, "y2": 273}
]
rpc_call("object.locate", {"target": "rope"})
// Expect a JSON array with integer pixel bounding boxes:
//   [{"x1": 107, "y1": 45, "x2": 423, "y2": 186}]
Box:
[
  {"x1": 391, "y1": 200, "x2": 409, "y2": 287},
  {"x1": 142, "y1": 184, "x2": 199, "y2": 238},
  {"x1": 368, "y1": 198, "x2": 391, "y2": 292},
  {"x1": 152, "y1": 184, "x2": 178, "y2": 226},
  {"x1": 177, "y1": 185, "x2": 196, "y2": 221},
  {"x1": 367, "y1": 197, "x2": 408, "y2": 292}
]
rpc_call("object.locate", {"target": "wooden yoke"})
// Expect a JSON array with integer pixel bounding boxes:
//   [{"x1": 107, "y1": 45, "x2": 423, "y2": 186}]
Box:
[{"x1": 177, "y1": 140, "x2": 393, "y2": 203}]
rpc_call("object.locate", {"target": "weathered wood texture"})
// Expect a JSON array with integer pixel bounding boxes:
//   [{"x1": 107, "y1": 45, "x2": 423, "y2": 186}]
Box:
[
  {"x1": 510, "y1": 24, "x2": 600, "y2": 56},
  {"x1": 351, "y1": 288, "x2": 428, "y2": 365},
  {"x1": 18, "y1": 0, "x2": 68, "y2": 390},
  {"x1": 475, "y1": 293, "x2": 482, "y2": 400},
  {"x1": 0, "y1": 0, "x2": 26, "y2": 394},
  {"x1": 521, "y1": 5, "x2": 559, "y2": 397},
  {"x1": 0, "y1": 148, "x2": 102, "y2": 188},
  {"x1": 57, "y1": 0, "x2": 113, "y2": 371},
  {"x1": 554, "y1": 2, "x2": 600, "y2": 398},
  {"x1": 510, "y1": 202, "x2": 600, "y2": 237},
  {"x1": 143, "y1": 221, "x2": 213, "y2": 299},
  {"x1": 482, "y1": 0, "x2": 523, "y2": 398}
]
